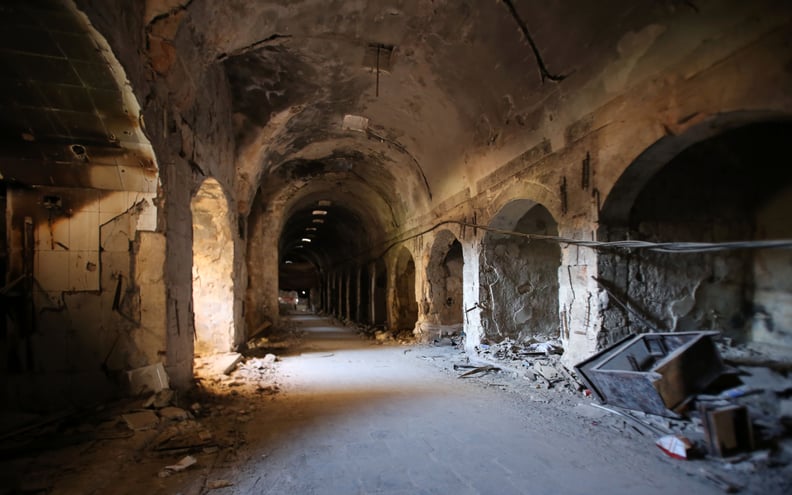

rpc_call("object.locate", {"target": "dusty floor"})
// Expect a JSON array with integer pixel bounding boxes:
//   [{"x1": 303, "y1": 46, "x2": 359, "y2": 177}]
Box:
[{"x1": 2, "y1": 314, "x2": 790, "y2": 494}]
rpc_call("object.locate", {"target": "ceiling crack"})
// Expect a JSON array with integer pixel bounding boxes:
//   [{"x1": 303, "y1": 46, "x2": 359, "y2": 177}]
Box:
[
  {"x1": 216, "y1": 34, "x2": 294, "y2": 62},
  {"x1": 145, "y1": 0, "x2": 196, "y2": 48},
  {"x1": 499, "y1": 0, "x2": 567, "y2": 83}
]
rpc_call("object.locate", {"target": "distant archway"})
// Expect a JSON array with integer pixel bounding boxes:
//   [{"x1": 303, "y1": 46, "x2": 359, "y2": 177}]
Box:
[
  {"x1": 192, "y1": 178, "x2": 235, "y2": 354},
  {"x1": 426, "y1": 230, "x2": 464, "y2": 330},
  {"x1": 480, "y1": 200, "x2": 560, "y2": 343}
]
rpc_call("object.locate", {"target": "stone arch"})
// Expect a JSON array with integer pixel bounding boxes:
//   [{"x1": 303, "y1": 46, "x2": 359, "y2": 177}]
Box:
[
  {"x1": 480, "y1": 200, "x2": 561, "y2": 344},
  {"x1": 393, "y1": 246, "x2": 419, "y2": 331},
  {"x1": 597, "y1": 116, "x2": 792, "y2": 350},
  {"x1": 426, "y1": 230, "x2": 464, "y2": 330},
  {"x1": 191, "y1": 178, "x2": 236, "y2": 354}
]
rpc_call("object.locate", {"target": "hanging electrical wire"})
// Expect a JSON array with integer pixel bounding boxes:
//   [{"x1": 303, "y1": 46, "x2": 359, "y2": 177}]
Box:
[
  {"x1": 373, "y1": 220, "x2": 792, "y2": 262},
  {"x1": 330, "y1": 219, "x2": 792, "y2": 270}
]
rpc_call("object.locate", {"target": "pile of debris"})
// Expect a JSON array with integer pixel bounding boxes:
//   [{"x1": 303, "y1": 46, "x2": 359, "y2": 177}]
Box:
[
  {"x1": 194, "y1": 352, "x2": 281, "y2": 396},
  {"x1": 573, "y1": 331, "x2": 792, "y2": 493},
  {"x1": 473, "y1": 338, "x2": 580, "y2": 392},
  {"x1": 347, "y1": 320, "x2": 415, "y2": 345}
]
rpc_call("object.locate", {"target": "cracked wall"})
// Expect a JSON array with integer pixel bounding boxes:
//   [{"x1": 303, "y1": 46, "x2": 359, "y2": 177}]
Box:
[
  {"x1": 2, "y1": 187, "x2": 161, "y2": 410},
  {"x1": 480, "y1": 203, "x2": 560, "y2": 344}
]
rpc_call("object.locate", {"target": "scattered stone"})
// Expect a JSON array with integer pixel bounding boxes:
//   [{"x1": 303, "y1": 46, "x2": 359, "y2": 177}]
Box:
[
  {"x1": 257, "y1": 384, "x2": 279, "y2": 395},
  {"x1": 158, "y1": 455, "x2": 197, "y2": 477},
  {"x1": 207, "y1": 479, "x2": 234, "y2": 489},
  {"x1": 219, "y1": 353, "x2": 243, "y2": 375},
  {"x1": 159, "y1": 406, "x2": 189, "y2": 421},
  {"x1": 152, "y1": 421, "x2": 214, "y2": 451},
  {"x1": 127, "y1": 363, "x2": 170, "y2": 395},
  {"x1": 122, "y1": 410, "x2": 159, "y2": 431},
  {"x1": 143, "y1": 389, "x2": 175, "y2": 409},
  {"x1": 780, "y1": 398, "x2": 792, "y2": 419}
]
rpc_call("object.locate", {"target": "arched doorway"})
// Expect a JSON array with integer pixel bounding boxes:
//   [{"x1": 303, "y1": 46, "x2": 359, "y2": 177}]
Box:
[
  {"x1": 426, "y1": 230, "x2": 464, "y2": 333},
  {"x1": 480, "y1": 200, "x2": 561, "y2": 343},
  {"x1": 598, "y1": 120, "x2": 792, "y2": 349},
  {"x1": 394, "y1": 247, "x2": 419, "y2": 331},
  {"x1": 191, "y1": 178, "x2": 235, "y2": 354}
]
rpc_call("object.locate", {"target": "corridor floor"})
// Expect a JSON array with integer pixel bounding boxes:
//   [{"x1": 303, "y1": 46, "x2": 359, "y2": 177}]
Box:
[
  {"x1": 8, "y1": 315, "x2": 747, "y2": 495},
  {"x1": 202, "y1": 315, "x2": 722, "y2": 495}
]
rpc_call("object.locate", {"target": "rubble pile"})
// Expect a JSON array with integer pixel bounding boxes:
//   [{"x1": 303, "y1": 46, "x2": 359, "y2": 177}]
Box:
[
  {"x1": 194, "y1": 352, "x2": 282, "y2": 397},
  {"x1": 571, "y1": 331, "x2": 792, "y2": 493},
  {"x1": 475, "y1": 338, "x2": 579, "y2": 393}
]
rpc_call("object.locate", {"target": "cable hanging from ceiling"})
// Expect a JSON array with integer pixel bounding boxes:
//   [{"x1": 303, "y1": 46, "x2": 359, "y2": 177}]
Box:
[{"x1": 372, "y1": 220, "x2": 792, "y2": 261}]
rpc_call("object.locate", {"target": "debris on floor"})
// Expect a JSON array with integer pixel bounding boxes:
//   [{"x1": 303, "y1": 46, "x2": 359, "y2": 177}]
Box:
[
  {"x1": 574, "y1": 331, "x2": 726, "y2": 417},
  {"x1": 456, "y1": 364, "x2": 501, "y2": 378},
  {"x1": 158, "y1": 455, "x2": 197, "y2": 478},
  {"x1": 127, "y1": 362, "x2": 170, "y2": 395},
  {"x1": 122, "y1": 410, "x2": 160, "y2": 431},
  {"x1": 656, "y1": 434, "x2": 694, "y2": 460},
  {"x1": 207, "y1": 479, "x2": 235, "y2": 489},
  {"x1": 457, "y1": 330, "x2": 792, "y2": 492}
]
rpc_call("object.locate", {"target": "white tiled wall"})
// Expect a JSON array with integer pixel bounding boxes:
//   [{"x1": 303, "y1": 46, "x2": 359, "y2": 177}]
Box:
[{"x1": 29, "y1": 189, "x2": 157, "y2": 292}]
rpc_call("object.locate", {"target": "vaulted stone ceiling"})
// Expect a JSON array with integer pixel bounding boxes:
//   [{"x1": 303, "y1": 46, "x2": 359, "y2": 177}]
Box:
[
  {"x1": 0, "y1": 0, "x2": 157, "y2": 193},
  {"x1": 213, "y1": 0, "x2": 672, "y2": 207},
  {"x1": 7, "y1": 0, "x2": 774, "y2": 282},
  {"x1": 188, "y1": 0, "x2": 693, "y2": 273}
]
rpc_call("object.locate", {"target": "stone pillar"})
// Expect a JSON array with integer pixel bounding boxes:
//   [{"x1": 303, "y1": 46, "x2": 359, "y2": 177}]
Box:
[
  {"x1": 369, "y1": 263, "x2": 377, "y2": 325},
  {"x1": 463, "y1": 234, "x2": 484, "y2": 354},
  {"x1": 335, "y1": 273, "x2": 344, "y2": 318},
  {"x1": 559, "y1": 237, "x2": 601, "y2": 369},
  {"x1": 355, "y1": 266, "x2": 362, "y2": 323}
]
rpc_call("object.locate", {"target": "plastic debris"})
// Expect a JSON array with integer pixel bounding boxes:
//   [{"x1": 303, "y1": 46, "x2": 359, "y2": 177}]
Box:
[{"x1": 656, "y1": 434, "x2": 694, "y2": 460}]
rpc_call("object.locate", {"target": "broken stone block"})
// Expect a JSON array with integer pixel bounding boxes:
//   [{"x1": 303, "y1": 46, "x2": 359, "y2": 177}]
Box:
[
  {"x1": 218, "y1": 353, "x2": 243, "y2": 375},
  {"x1": 158, "y1": 455, "x2": 197, "y2": 477},
  {"x1": 207, "y1": 480, "x2": 234, "y2": 489},
  {"x1": 143, "y1": 389, "x2": 175, "y2": 409},
  {"x1": 127, "y1": 363, "x2": 170, "y2": 395},
  {"x1": 159, "y1": 406, "x2": 189, "y2": 421},
  {"x1": 780, "y1": 398, "x2": 792, "y2": 418},
  {"x1": 122, "y1": 410, "x2": 159, "y2": 431}
]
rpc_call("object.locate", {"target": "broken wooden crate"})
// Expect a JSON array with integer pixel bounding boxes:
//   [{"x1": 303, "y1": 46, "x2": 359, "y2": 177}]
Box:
[{"x1": 575, "y1": 331, "x2": 727, "y2": 417}]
